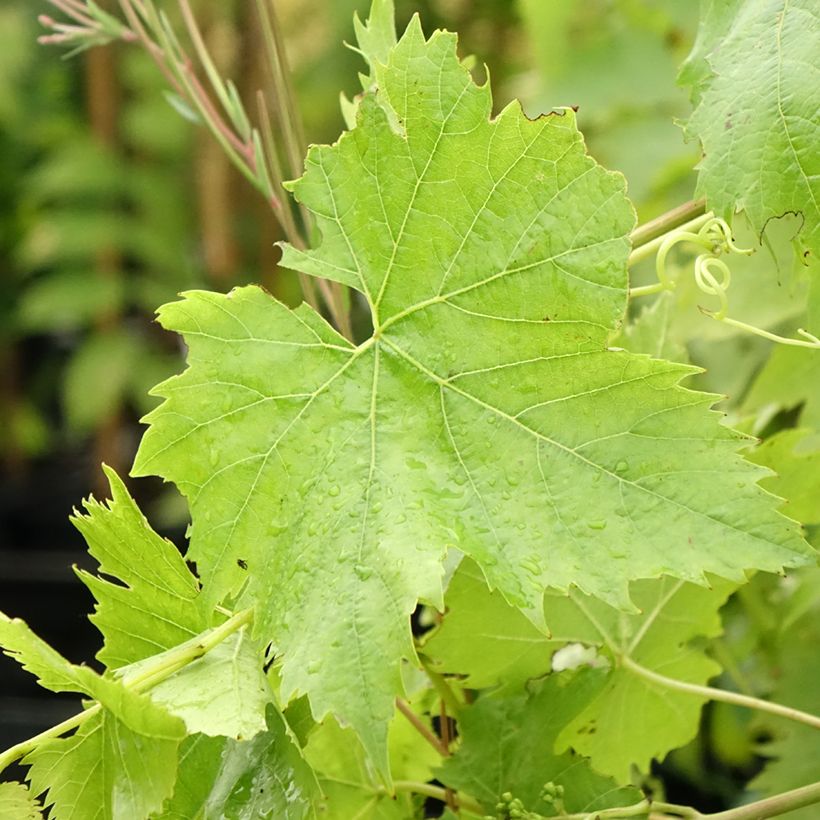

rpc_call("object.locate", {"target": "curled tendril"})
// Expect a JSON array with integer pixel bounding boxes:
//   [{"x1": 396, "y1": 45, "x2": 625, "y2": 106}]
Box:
[{"x1": 630, "y1": 216, "x2": 820, "y2": 350}]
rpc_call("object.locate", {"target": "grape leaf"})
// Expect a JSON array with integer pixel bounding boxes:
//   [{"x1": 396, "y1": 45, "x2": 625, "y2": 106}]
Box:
[
  {"x1": 425, "y1": 561, "x2": 736, "y2": 779},
  {"x1": 134, "y1": 13, "x2": 811, "y2": 770},
  {"x1": 72, "y1": 467, "x2": 271, "y2": 741},
  {"x1": 680, "y1": 0, "x2": 820, "y2": 257},
  {"x1": 751, "y1": 573, "x2": 820, "y2": 818},
  {"x1": 0, "y1": 782, "x2": 43, "y2": 820},
  {"x1": 124, "y1": 627, "x2": 272, "y2": 741},
  {"x1": 438, "y1": 673, "x2": 642, "y2": 817},
  {"x1": 744, "y1": 344, "x2": 820, "y2": 430},
  {"x1": 551, "y1": 578, "x2": 736, "y2": 780},
  {"x1": 25, "y1": 711, "x2": 179, "y2": 820},
  {"x1": 304, "y1": 705, "x2": 436, "y2": 819},
  {"x1": 155, "y1": 707, "x2": 318, "y2": 820},
  {"x1": 72, "y1": 466, "x2": 208, "y2": 669},
  {"x1": 0, "y1": 614, "x2": 184, "y2": 741},
  {"x1": 421, "y1": 559, "x2": 591, "y2": 693},
  {"x1": 747, "y1": 429, "x2": 820, "y2": 527}
]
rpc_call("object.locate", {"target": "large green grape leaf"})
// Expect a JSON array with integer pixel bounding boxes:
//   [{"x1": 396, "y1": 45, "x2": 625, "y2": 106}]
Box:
[
  {"x1": 26, "y1": 711, "x2": 180, "y2": 820},
  {"x1": 72, "y1": 466, "x2": 208, "y2": 669},
  {"x1": 154, "y1": 708, "x2": 318, "y2": 820},
  {"x1": 438, "y1": 674, "x2": 642, "y2": 817},
  {"x1": 680, "y1": 0, "x2": 820, "y2": 257},
  {"x1": 134, "y1": 13, "x2": 811, "y2": 770}
]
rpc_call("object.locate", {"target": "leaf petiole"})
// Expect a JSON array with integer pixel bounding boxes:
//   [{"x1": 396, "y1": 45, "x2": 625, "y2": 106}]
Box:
[{"x1": 620, "y1": 654, "x2": 820, "y2": 730}]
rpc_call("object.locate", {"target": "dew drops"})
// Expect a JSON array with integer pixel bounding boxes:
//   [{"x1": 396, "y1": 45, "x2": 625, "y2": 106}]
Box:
[
  {"x1": 307, "y1": 660, "x2": 321, "y2": 675},
  {"x1": 209, "y1": 448, "x2": 219, "y2": 467},
  {"x1": 328, "y1": 485, "x2": 340, "y2": 497},
  {"x1": 615, "y1": 461, "x2": 629, "y2": 473},
  {"x1": 354, "y1": 564, "x2": 373, "y2": 580},
  {"x1": 587, "y1": 520, "x2": 607, "y2": 530}
]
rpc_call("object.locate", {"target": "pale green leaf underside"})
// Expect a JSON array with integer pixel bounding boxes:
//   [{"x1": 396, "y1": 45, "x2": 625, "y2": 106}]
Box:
[
  {"x1": 135, "y1": 17, "x2": 810, "y2": 767},
  {"x1": 126, "y1": 628, "x2": 272, "y2": 741},
  {"x1": 682, "y1": 0, "x2": 820, "y2": 256},
  {"x1": 551, "y1": 577, "x2": 735, "y2": 780}
]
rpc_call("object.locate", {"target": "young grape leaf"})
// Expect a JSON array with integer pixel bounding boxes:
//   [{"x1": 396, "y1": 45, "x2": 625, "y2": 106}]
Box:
[
  {"x1": 0, "y1": 782, "x2": 43, "y2": 820},
  {"x1": 424, "y1": 560, "x2": 736, "y2": 780},
  {"x1": 154, "y1": 707, "x2": 318, "y2": 820},
  {"x1": 134, "y1": 12, "x2": 811, "y2": 770},
  {"x1": 0, "y1": 614, "x2": 184, "y2": 741},
  {"x1": 680, "y1": 0, "x2": 820, "y2": 257},
  {"x1": 72, "y1": 465, "x2": 208, "y2": 669},
  {"x1": 438, "y1": 673, "x2": 642, "y2": 817},
  {"x1": 72, "y1": 467, "x2": 271, "y2": 741},
  {"x1": 25, "y1": 711, "x2": 179, "y2": 820},
  {"x1": 551, "y1": 578, "x2": 736, "y2": 780}
]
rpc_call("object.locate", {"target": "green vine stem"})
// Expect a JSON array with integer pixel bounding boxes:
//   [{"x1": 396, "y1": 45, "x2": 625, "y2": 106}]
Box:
[
  {"x1": 0, "y1": 608, "x2": 254, "y2": 774},
  {"x1": 620, "y1": 654, "x2": 820, "y2": 730},
  {"x1": 630, "y1": 199, "x2": 708, "y2": 251}
]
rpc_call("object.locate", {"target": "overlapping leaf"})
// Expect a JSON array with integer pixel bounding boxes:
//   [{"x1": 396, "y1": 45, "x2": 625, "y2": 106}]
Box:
[
  {"x1": 155, "y1": 708, "x2": 318, "y2": 820},
  {"x1": 438, "y1": 674, "x2": 642, "y2": 817},
  {"x1": 134, "y1": 13, "x2": 811, "y2": 769},
  {"x1": 26, "y1": 711, "x2": 180, "y2": 820},
  {"x1": 0, "y1": 614, "x2": 184, "y2": 741},
  {"x1": 680, "y1": 0, "x2": 820, "y2": 257},
  {"x1": 427, "y1": 561, "x2": 737, "y2": 780}
]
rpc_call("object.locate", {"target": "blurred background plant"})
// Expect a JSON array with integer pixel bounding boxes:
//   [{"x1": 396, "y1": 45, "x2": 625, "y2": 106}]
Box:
[{"x1": 2, "y1": 0, "x2": 817, "y2": 814}]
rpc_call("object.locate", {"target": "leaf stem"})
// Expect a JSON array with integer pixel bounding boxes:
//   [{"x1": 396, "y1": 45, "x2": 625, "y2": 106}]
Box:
[
  {"x1": 651, "y1": 779, "x2": 820, "y2": 819},
  {"x1": 620, "y1": 655, "x2": 820, "y2": 730},
  {"x1": 395, "y1": 697, "x2": 448, "y2": 757},
  {"x1": 420, "y1": 656, "x2": 463, "y2": 717},
  {"x1": 389, "y1": 780, "x2": 484, "y2": 815},
  {"x1": 0, "y1": 608, "x2": 254, "y2": 773},
  {"x1": 0, "y1": 707, "x2": 97, "y2": 775}
]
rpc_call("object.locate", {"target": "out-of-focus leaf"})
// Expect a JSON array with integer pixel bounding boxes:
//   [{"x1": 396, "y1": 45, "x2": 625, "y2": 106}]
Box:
[
  {"x1": 63, "y1": 329, "x2": 144, "y2": 434},
  {"x1": 17, "y1": 270, "x2": 124, "y2": 333}
]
